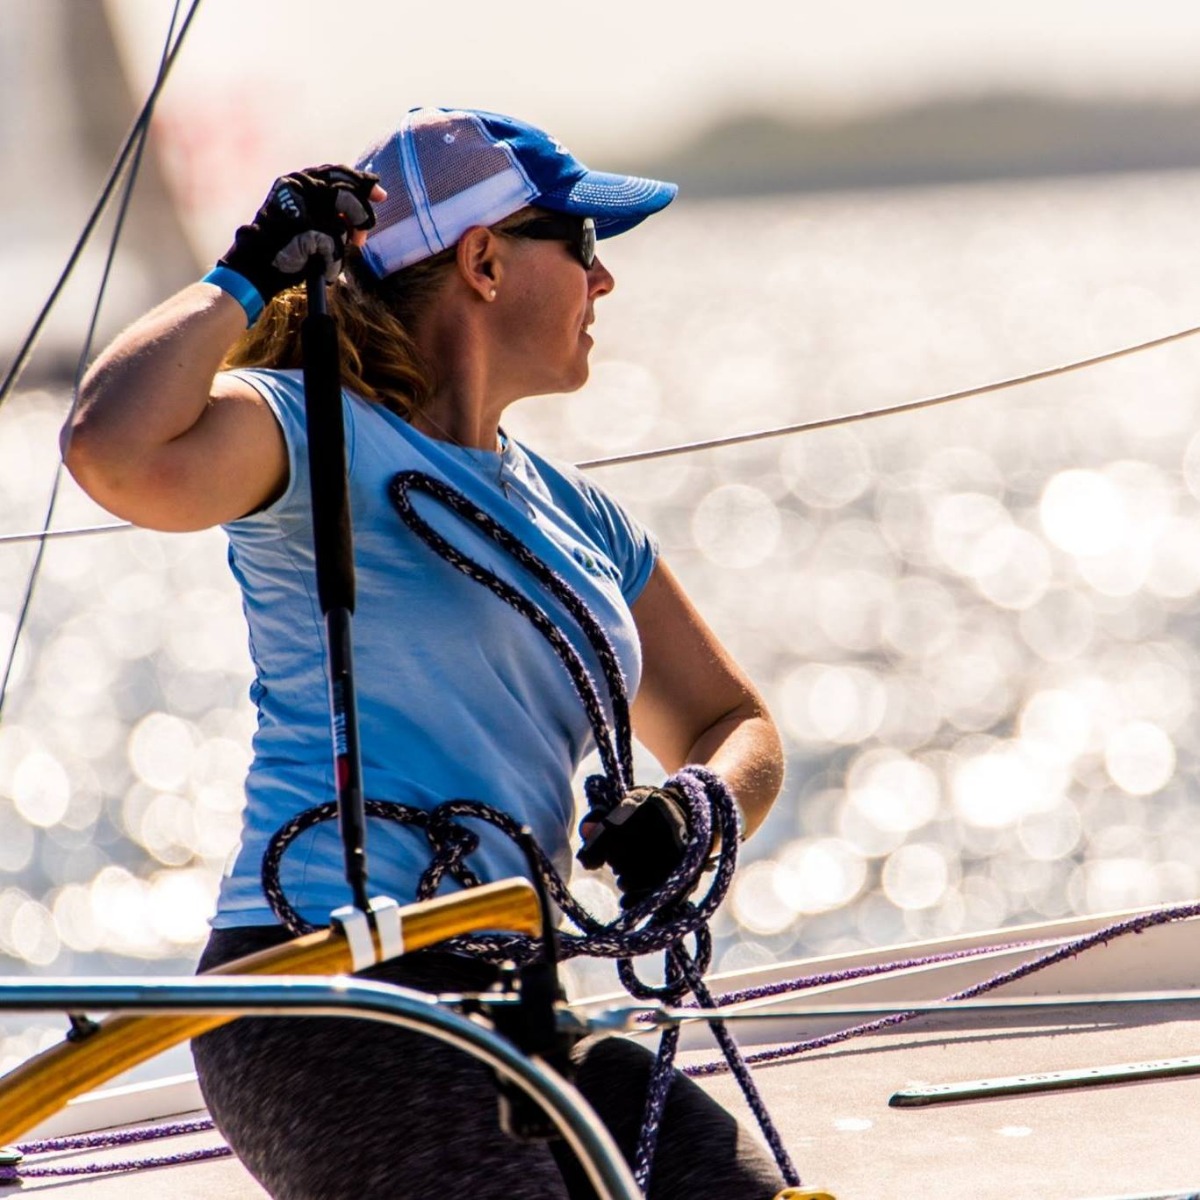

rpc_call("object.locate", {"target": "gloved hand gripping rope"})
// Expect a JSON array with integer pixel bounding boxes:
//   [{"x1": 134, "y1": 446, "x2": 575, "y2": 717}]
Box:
[{"x1": 261, "y1": 470, "x2": 801, "y2": 1193}]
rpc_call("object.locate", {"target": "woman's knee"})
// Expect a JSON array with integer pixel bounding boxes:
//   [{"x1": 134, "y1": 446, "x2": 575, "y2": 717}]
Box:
[{"x1": 566, "y1": 1036, "x2": 783, "y2": 1200}]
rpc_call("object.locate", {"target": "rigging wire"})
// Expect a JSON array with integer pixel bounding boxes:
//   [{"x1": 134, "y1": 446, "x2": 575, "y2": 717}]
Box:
[
  {"x1": 0, "y1": 0, "x2": 199, "y2": 722},
  {"x1": 0, "y1": 522, "x2": 133, "y2": 548},
  {"x1": 576, "y1": 317, "x2": 1200, "y2": 469},
  {"x1": 0, "y1": 0, "x2": 203, "y2": 410},
  {"x1": 7, "y1": 313, "x2": 1200, "y2": 547}
]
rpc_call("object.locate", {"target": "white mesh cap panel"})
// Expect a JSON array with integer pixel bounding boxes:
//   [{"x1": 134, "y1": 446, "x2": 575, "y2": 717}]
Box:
[
  {"x1": 414, "y1": 112, "x2": 516, "y2": 204},
  {"x1": 417, "y1": 112, "x2": 536, "y2": 258},
  {"x1": 362, "y1": 212, "x2": 439, "y2": 276},
  {"x1": 356, "y1": 132, "x2": 416, "y2": 228},
  {"x1": 357, "y1": 111, "x2": 537, "y2": 277}
]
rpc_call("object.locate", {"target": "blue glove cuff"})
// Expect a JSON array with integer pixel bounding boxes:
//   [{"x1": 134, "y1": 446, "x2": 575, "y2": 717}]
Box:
[{"x1": 201, "y1": 265, "x2": 265, "y2": 327}]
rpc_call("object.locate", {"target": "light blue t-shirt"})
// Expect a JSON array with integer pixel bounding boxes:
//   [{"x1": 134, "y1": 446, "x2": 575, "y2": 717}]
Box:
[{"x1": 213, "y1": 369, "x2": 657, "y2": 929}]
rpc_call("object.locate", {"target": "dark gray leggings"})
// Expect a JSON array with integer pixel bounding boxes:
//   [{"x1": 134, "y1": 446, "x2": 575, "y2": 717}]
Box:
[{"x1": 192, "y1": 926, "x2": 783, "y2": 1200}]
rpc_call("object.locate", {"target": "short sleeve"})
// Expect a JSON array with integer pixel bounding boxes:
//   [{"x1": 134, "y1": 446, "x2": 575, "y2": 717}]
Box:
[
  {"x1": 218, "y1": 368, "x2": 358, "y2": 540},
  {"x1": 218, "y1": 368, "x2": 308, "y2": 534},
  {"x1": 513, "y1": 443, "x2": 661, "y2": 605},
  {"x1": 580, "y1": 478, "x2": 659, "y2": 604}
]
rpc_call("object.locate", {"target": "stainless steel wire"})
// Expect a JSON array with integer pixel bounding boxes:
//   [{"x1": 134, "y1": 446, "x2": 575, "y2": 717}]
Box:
[
  {"x1": 0, "y1": 0, "x2": 201, "y2": 724},
  {"x1": 575, "y1": 319, "x2": 1200, "y2": 469}
]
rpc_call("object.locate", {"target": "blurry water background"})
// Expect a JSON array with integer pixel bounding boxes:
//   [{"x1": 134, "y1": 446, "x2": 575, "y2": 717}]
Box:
[{"x1": 7, "y1": 169, "x2": 1200, "y2": 1066}]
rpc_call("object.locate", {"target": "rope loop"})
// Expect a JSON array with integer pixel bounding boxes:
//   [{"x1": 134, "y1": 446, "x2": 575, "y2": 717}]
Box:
[
  {"x1": 418, "y1": 806, "x2": 483, "y2": 898},
  {"x1": 390, "y1": 470, "x2": 635, "y2": 792},
  {"x1": 582, "y1": 772, "x2": 623, "y2": 820},
  {"x1": 262, "y1": 779, "x2": 734, "y2": 958}
]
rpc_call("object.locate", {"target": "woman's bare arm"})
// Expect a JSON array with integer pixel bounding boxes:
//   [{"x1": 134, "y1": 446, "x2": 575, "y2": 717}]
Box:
[
  {"x1": 63, "y1": 282, "x2": 288, "y2": 532},
  {"x1": 64, "y1": 169, "x2": 384, "y2": 532},
  {"x1": 630, "y1": 559, "x2": 784, "y2": 838}
]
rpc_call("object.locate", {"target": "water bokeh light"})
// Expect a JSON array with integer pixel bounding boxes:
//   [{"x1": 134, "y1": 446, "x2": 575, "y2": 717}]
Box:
[{"x1": 6, "y1": 170, "x2": 1200, "y2": 1055}]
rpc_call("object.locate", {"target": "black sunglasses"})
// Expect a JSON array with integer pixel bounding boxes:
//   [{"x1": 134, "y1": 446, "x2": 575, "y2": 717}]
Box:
[{"x1": 503, "y1": 213, "x2": 596, "y2": 269}]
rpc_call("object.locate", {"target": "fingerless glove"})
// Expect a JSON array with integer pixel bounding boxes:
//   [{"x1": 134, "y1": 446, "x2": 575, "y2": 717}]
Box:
[
  {"x1": 207, "y1": 164, "x2": 379, "y2": 322},
  {"x1": 576, "y1": 784, "x2": 693, "y2": 909}
]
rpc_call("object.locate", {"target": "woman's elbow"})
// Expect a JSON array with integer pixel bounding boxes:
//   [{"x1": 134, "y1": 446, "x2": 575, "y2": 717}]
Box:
[
  {"x1": 59, "y1": 412, "x2": 176, "y2": 528},
  {"x1": 59, "y1": 424, "x2": 135, "y2": 520},
  {"x1": 756, "y1": 710, "x2": 787, "y2": 793},
  {"x1": 60, "y1": 403, "x2": 97, "y2": 479},
  {"x1": 61, "y1": 362, "x2": 124, "y2": 477}
]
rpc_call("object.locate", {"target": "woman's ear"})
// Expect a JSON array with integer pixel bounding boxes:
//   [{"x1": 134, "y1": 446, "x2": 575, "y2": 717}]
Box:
[{"x1": 455, "y1": 226, "x2": 503, "y2": 302}]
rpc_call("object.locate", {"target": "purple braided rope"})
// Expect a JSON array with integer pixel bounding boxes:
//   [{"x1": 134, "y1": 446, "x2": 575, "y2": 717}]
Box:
[
  {"x1": 634, "y1": 1021, "x2": 680, "y2": 1189},
  {"x1": 1, "y1": 1145, "x2": 231, "y2": 1180},
  {"x1": 390, "y1": 471, "x2": 634, "y2": 789},
  {"x1": 677, "y1": 953, "x2": 800, "y2": 1187},
  {"x1": 615, "y1": 769, "x2": 805, "y2": 1189},
  {"x1": 16, "y1": 1115, "x2": 215, "y2": 1155},
  {"x1": 686, "y1": 898, "x2": 1200, "y2": 1077},
  {"x1": 664, "y1": 937, "x2": 1046, "y2": 1015},
  {"x1": 630, "y1": 925, "x2": 805, "y2": 1189},
  {"x1": 2, "y1": 1119, "x2": 228, "y2": 1181},
  {"x1": 263, "y1": 791, "x2": 731, "y2": 964},
  {"x1": 394, "y1": 471, "x2": 638, "y2": 785}
]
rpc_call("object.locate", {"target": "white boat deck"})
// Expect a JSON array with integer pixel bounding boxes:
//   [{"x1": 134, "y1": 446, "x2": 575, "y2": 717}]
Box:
[
  {"x1": 10, "y1": 911, "x2": 1200, "y2": 1198},
  {"x1": 695, "y1": 1001, "x2": 1200, "y2": 1199},
  {"x1": 15, "y1": 1003, "x2": 1200, "y2": 1199}
]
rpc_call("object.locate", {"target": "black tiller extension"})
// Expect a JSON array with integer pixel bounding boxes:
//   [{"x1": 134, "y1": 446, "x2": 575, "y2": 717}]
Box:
[
  {"x1": 301, "y1": 262, "x2": 369, "y2": 914},
  {"x1": 488, "y1": 827, "x2": 583, "y2": 1142}
]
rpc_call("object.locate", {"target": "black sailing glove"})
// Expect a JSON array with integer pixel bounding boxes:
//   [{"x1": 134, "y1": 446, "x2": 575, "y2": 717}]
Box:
[
  {"x1": 576, "y1": 784, "x2": 693, "y2": 910},
  {"x1": 217, "y1": 164, "x2": 380, "y2": 304}
]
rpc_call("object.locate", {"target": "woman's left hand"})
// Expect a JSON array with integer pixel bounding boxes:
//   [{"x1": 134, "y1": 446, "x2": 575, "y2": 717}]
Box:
[{"x1": 576, "y1": 784, "x2": 692, "y2": 908}]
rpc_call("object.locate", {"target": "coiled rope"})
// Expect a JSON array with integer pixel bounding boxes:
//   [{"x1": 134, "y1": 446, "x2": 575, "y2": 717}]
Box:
[{"x1": 260, "y1": 469, "x2": 800, "y2": 1192}]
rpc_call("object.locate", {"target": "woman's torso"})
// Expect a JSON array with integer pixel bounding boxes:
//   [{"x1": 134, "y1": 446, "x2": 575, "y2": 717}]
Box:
[{"x1": 213, "y1": 368, "x2": 656, "y2": 928}]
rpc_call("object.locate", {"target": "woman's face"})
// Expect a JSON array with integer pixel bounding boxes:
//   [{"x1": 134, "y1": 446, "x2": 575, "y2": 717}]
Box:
[{"x1": 495, "y1": 231, "x2": 615, "y2": 399}]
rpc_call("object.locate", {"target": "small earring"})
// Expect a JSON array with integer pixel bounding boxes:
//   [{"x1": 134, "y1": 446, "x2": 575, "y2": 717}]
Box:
[{"x1": 488, "y1": 288, "x2": 497, "y2": 300}]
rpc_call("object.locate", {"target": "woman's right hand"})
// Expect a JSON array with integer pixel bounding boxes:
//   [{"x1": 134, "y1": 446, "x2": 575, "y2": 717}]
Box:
[
  {"x1": 65, "y1": 166, "x2": 387, "y2": 532},
  {"x1": 218, "y1": 165, "x2": 383, "y2": 303}
]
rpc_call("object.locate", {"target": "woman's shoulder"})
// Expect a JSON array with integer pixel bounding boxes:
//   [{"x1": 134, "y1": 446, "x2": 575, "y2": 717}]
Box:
[
  {"x1": 515, "y1": 440, "x2": 658, "y2": 562},
  {"x1": 219, "y1": 368, "x2": 393, "y2": 431},
  {"x1": 219, "y1": 366, "x2": 306, "y2": 420},
  {"x1": 513, "y1": 439, "x2": 601, "y2": 505}
]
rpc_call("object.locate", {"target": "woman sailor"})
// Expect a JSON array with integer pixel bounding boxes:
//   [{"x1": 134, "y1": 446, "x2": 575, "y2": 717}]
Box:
[{"x1": 63, "y1": 106, "x2": 786, "y2": 1199}]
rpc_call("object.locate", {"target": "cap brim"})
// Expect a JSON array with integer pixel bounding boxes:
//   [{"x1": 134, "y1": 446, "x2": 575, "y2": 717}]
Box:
[{"x1": 536, "y1": 170, "x2": 678, "y2": 238}]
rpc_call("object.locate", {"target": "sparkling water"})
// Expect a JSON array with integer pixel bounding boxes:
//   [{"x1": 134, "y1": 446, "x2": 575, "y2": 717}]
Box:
[{"x1": 5, "y1": 169, "x2": 1200, "y2": 1052}]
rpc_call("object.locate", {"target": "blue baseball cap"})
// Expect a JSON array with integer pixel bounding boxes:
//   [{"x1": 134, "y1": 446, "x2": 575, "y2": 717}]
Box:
[{"x1": 355, "y1": 107, "x2": 678, "y2": 277}]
